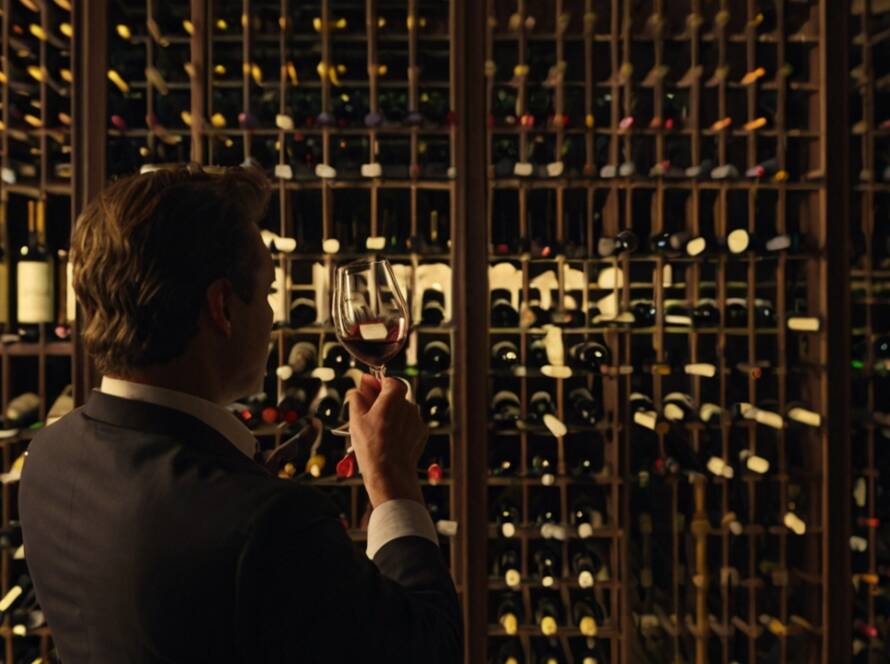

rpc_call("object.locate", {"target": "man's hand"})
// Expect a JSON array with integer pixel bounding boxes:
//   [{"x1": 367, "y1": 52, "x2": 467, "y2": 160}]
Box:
[{"x1": 348, "y1": 375, "x2": 429, "y2": 508}]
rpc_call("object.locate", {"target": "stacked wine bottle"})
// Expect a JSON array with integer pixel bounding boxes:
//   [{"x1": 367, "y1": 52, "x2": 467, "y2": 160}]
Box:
[
  {"x1": 849, "y1": 0, "x2": 890, "y2": 661},
  {"x1": 484, "y1": 1, "x2": 828, "y2": 662},
  {"x1": 0, "y1": 0, "x2": 78, "y2": 662}
]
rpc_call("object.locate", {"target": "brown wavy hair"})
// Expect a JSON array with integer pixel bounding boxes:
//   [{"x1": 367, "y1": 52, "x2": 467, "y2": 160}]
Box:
[{"x1": 71, "y1": 163, "x2": 271, "y2": 377}]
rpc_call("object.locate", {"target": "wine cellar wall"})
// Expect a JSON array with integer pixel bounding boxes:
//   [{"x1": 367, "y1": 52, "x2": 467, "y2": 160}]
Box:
[
  {"x1": 849, "y1": 0, "x2": 890, "y2": 662},
  {"x1": 0, "y1": 1, "x2": 869, "y2": 663}
]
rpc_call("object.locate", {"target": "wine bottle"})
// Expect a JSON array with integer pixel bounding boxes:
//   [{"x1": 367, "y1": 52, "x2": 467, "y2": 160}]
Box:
[
  {"x1": 630, "y1": 392, "x2": 659, "y2": 431},
  {"x1": 571, "y1": 543, "x2": 604, "y2": 588},
  {"x1": 529, "y1": 453, "x2": 557, "y2": 487},
  {"x1": 421, "y1": 340, "x2": 451, "y2": 374},
  {"x1": 630, "y1": 300, "x2": 657, "y2": 327},
  {"x1": 495, "y1": 498, "x2": 521, "y2": 538},
  {"x1": 527, "y1": 337, "x2": 549, "y2": 368},
  {"x1": 322, "y1": 342, "x2": 351, "y2": 373},
  {"x1": 420, "y1": 387, "x2": 450, "y2": 429},
  {"x1": 491, "y1": 340, "x2": 520, "y2": 370},
  {"x1": 288, "y1": 296, "x2": 318, "y2": 329},
  {"x1": 497, "y1": 548, "x2": 522, "y2": 588},
  {"x1": 491, "y1": 390, "x2": 521, "y2": 429},
  {"x1": 0, "y1": 575, "x2": 31, "y2": 620},
  {"x1": 491, "y1": 289, "x2": 520, "y2": 327},
  {"x1": 568, "y1": 387, "x2": 599, "y2": 426},
  {"x1": 420, "y1": 290, "x2": 447, "y2": 326},
  {"x1": 662, "y1": 392, "x2": 696, "y2": 422},
  {"x1": 3, "y1": 392, "x2": 40, "y2": 429},
  {"x1": 496, "y1": 592, "x2": 523, "y2": 635},
  {"x1": 314, "y1": 388, "x2": 344, "y2": 427},
  {"x1": 492, "y1": 638, "x2": 524, "y2": 664},
  {"x1": 571, "y1": 497, "x2": 604, "y2": 539},
  {"x1": 16, "y1": 200, "x2": 54, "y2": 336},
  {"x1": 533, "y1": 594, "x2": 561, "y2": 634},
  {"x1": 573, "y1": 595, "x2": 606, "y2": 637},
  {"x1": 277, "y1": 342, "x2": 318, "y2": 381},
  {"x1": 692, "y1": 299, "x2": 720, "y2": 327},
  {"x1": 532, "y1": 495, "x2": 566, "y2": 540},
  {"x1": 525, "y1": 391, "x2": 567, "y2": 437},
  {"x1": 597, "y1": 230, "x2": 638, "y2": 257},
  {"x1": 568, "y1": 341, "x2": 611, "y2": 371}
]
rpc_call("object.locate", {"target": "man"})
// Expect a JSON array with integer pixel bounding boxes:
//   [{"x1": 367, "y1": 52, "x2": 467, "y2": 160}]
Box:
[{"x1": 19, "y1": 164, "x2": 462, "y2": 663}]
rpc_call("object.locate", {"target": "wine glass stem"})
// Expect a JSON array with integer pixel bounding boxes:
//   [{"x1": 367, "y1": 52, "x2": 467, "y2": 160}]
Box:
[{"x1": 372, "y1": 365, "x2": 386, "y2": 382}]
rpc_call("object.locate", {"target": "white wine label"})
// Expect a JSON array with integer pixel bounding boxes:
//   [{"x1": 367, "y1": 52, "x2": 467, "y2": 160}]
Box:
[
  {"x1": 542, "y1": 413, "x2": 567, "y2": 438},
  {"x1": 361, "y1": 162, "x2": 382, "y2": 178},
  {"x1": 700, "y1": 403, "x2": 722, "y2": 422},
  {"x1": 11, "y1": 624, "x2": 25, "y2": 637},
  {"x1": 310, "y1": 367, "x2": 336, "y2": 382},
  {"x1": 686, "y1": 236, "x2": 707, "y2": 256},
  {"x1": 787, "y1": 316, "x2": 820, "y2": 332},
  {"x1": 685, "y1": 363, "x2": 717, "y2": 378},
  {"x1": 542, "y1": 325, "x2": 564, "y2": 365},
  {"x1": 850, "y1": 535, "x2": 868, "y2": 552},
  {"x1": 546, "y1": 161, "x2": 564, "y2": 177},
  {"x1": 315, "y1": 163, "x2": 337, "y2": 179},
  {"x1": 578, "y1": 570, "x2": 594, "y2": 588},
  {"x1": 447, "y1": 166, "x2": 457, "y2": 179},
  {"x1": 548, "y1": 524, "x2": 567, "y2": 540},
  {"x1": 661, "y1": 263, "x2": 673, "y2": 287},
  {"x1": 499, "y1": 613, "x2": 518, "y2": 635},
  {"x1": 1, "y1": 167, "x2": 15, "y2": 184},
  {"x1": 0, "y1": 263, "x2": 8, "y2": 324},
  {"x1": 541, "y1": 575, "x2": 555, "y2": 589},
  {"x1": 754, "y1": 409, "x2": 784, "y2": 430},
  {"x1": 13, "y1": 544, "x2": 24, "y2": 559},
  {"x1": 783, "y1": 512, "x2": 806, "y2": 535},
  {"x1": 500, "y1": 523, "x2": 516, "y2": 538},
  {"x1": 274, "y1": 237, "x2": 297, "y2": 253},
  {"x1": 727, "y1": 229, "x2": 750, "y2": 253},
  {"x1": 579, "y1": 616, "x2": 597, "y2": 637},
  {"x1": 634, "y1": 410, "x2": 657, "y2": 430},
  {"x1": 273, "y1": 164, "x2": 293, "y2": 180},
  {"x1": 17, "y1": 261, "x2": 54, "y2": 323},
  {"x1": 513, "y1": 162, "x2": 533, "y2": 177},
  {"x1": 365, "y1": 236, "x2": 386, "y2": 250},
  {"x1": 541, "y1": 365, "x2": 571, "y2": 379},
  {"x1": 706, "y1": 456, "x2": 728, "y2": 477},
  {"x1": 596, "y1": 266, "x2": 624, "y2": 289},
  {"x1": 435, "y1": 520, "x2": 458, "y2": 537},
  {"x1": 663, "y1": 403, "x2": 685, "y2": 421},
  {"x1": 577, "y1": 522, "x2": 593, "y2": 539},
  {"x1": 275, "y1": 114, "x2": 294, "y2": 130},
  {"x1": 599, "y1": 164, "x2": 617, "y2": 178},
  {"x1": 504, "y1": 569, "x2": 521, "y2": 588},
  {"x1": 322, "y1": 238, "x2": 340, "y2": 254},
  {"x1": 276, "y1": 365, "x2": 294, "y2": 381},
  {"x1": 66, "y1": 259, "x2": 76, "y2": 322},
  {"x1": 0, "y1": 585, "x2": 22, "y2": 612},
  {"x1": 665, "y1": 314, "x2": 692, "y2": 326},
  {"x1": 766, "y1": 234, "x2": 791, "y2": 251},
  {"x1": 854, "y1": 477, "x2": 867, "y2": 507},
  {"x1": 788, "y1": 407, "x2": 821, "y2": 427},
  {"x1": 541, "y1": 472, "x2": 556, "y2": 486},
  {"x1": 619, "y1": 161, "x2": 636, "y2": 176},
  {"x1": 744, "y1": 454, "x2": 770, "y2": 474},
  {"x1": 358, "y1": 322, "x2": 387, "y2": 340}
]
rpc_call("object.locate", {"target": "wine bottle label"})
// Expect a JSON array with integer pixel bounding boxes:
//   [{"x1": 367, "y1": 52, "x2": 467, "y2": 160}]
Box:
[
  {"x1": 17, "y1": 260, "x2": 54, "y2": 323},
  {"x1": 596, "y1": 266, "x2": 624, "y2": 289},
  {"x1": 662, "y1": 403, "x2": 685, "y2": 421},
  {"x1": 685, "y1": 363, "x2": 716, "y2": 378},
  {"x1": 783, "y1": 512, "x2": 806, "y2": 535},
  {"x1": 850, "y1": 536, "x2": 868, "y2": 552},
  {"x1": 542, "y1": 325, "x2": 563, "y2": 365},
  {"x1": 13, "y1": 545, "x2": 24, "y2": 560},
  {"x1": 361, "y1": 162, "x2": 382, "y2": 178},
  {"x1": 542, "y1": 413, "x2": 567, "y2": 438},
  {"x1": 0, "y1": 585, "x2": 22, "y2": 612},
  {"x1": 787, "y1": 316, "x2": 820, "y2": 332},
  {"x1": 787, "y1": 406, "x2": 821, "y2": 427},
  {"x1": 504, "y1": 569, "x2": 521, "y2": 588},
  {"x1": 741, "y1": 452, "x2": 770, "y2": 474},
  {"x1": 310, "y1": 367, "x2": 336, "y2": 382},
  {"x1": 0, "y1": 262, "x2": 8, "y2": 324},
  {"x1": 699, "y1": 403, "x2": 722, "y2": 422},
  {"x1": 854, "y1": 477, "x2": 867, "y2": 507},
  {"x1": 315, "y1": 163, "x2": 337, "y2": 179},
  {"x1": 546, "y1": 161, "x2": 564, "y2": 177},
  {"x1": 540, "y1": 615, "x2": 557, "y2": 635},
  {"x1": 633, "y1": 409, "x2": 657, "y2": 430},
  {"x1": 499, "y1": 612, "x2": 518, "y2": 635},
  {"x1": 365, "y1": 236, "x2": 386, "y2": 250},
  {"x1": 579, "y1": 616, "x2": 597, "y2": 637},
  {"x1": 577, "y1": 522, "x2": 594, "y2": 539},
  {"x1": 435, "y1": 519, "x2": 458, "y2": 537},
  {"x1": 686, "y1": 236, "x2": 707, "y2": 256},
  {"x1": 578, "y1": 569, "x2": 594, "y2": 588},
  {"x1": 513, "y1": 162, "x2": 533, "y2": 177},
  {"x1": 500, "y1": 522, "x2": 516, "y2": 538},
  {"x1": 540, "y1": 523, "x2": 567, "y2": 540},
  {"x1": 665, "y1": 313, "x2": 692, "y2": 326},
  {"x1": 752, "y1": 408, "x2": 784, "y2": 430},
  {"x1": 541, "y1": 365, "x2": 571, "y2": 379}
]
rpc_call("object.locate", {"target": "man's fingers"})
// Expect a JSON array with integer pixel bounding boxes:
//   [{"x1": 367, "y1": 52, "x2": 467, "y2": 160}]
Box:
[
  {"x1": 347, "y1": 388, "x2": 373, "y2": 419},
  {"x1": 359, "y1": 373, "x2": 382, "y2": 401},
  {"x1": 370, "y1": 377, "x2": 408, "y2": 414}
]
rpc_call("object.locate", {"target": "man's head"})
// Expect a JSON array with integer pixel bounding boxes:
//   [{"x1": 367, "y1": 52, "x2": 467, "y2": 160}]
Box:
[{"x1": 71, "y1": 163, "x2": 276, "y2": 404}]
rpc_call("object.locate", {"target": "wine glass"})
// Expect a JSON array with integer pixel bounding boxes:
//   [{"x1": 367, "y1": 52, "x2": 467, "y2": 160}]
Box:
[{"x1": 330, "y1": 258, "x2": 410, "y2": 439}]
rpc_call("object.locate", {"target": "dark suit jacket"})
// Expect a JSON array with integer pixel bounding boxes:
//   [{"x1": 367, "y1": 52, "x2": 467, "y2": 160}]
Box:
[{"x1": 19, "y1": 389, "x2": 462, "y2": 663}]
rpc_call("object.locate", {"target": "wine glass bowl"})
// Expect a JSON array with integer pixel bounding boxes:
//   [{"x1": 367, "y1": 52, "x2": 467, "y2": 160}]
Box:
[{"x1": 332, "y1": 258, "x2": 410, "y2": 380}]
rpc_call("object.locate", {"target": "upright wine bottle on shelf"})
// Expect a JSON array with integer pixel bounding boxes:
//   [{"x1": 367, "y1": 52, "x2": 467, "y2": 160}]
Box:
[
  {"x1": 420, "y1": 387, "x2": 450, "y2": 428},
  {"x1": 533, "y1": 594, "x2": 561, "y2": 635},
  {"x1": 573, "y1": 595, "x2": 606, "y2": 637},
  {"x1": 16, "y1": 200, "x2": 54, "y2": 340},
  {"x1": 421, "y1": 340, "x2": 451, "y2": 374}
]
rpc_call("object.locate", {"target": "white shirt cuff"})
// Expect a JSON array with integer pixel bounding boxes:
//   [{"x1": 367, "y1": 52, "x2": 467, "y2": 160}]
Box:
[{"x1": 365, "y1": 499, "x2": 439, "y2": 559}]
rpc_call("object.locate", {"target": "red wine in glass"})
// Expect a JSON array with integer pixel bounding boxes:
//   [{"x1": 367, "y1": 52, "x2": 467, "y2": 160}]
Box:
[{"x1": 339, "y1": 320, "x2": 407, "y2": 369}]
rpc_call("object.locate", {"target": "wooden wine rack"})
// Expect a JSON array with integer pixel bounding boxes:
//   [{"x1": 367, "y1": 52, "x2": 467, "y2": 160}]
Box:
[
  {"x1": 849, "y1": 0, "x2": 889, "y2": 662},
  {"x1": 0, "y1": 1, "x2": 862, "y2": 663}
]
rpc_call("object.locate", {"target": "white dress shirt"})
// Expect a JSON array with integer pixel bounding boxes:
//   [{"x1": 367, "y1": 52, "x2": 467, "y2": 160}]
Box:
[{"x1": 99, "y1": 377, "x2": 438, "y2": 558}]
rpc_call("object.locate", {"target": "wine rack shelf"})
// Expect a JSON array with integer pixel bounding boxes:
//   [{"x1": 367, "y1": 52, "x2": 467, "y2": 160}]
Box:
[{"x1": 0, "y1": 1, "x2": 861, "y2": 663}]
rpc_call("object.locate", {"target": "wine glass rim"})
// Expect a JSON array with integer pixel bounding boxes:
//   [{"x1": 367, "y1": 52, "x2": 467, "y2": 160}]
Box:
[{"x1": 337, "y1": 258, "x2": 393, "y2": 274}]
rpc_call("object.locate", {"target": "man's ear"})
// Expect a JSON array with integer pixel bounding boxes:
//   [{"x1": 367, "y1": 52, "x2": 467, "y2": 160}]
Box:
[{"x1": 205, "y1": 277, "x2": 234, "y2": 336}]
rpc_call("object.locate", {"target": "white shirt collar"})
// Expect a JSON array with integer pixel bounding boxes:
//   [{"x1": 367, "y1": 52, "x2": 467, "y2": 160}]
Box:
[{"x1": 99, "y1": 376, "x2": 257, "y2": 459}]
